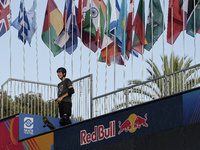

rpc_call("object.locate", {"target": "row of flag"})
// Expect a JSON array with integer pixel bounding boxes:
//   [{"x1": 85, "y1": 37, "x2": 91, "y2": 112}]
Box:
[{"x1": 0, "y1": 0, "x2": 200, "y2": 66}]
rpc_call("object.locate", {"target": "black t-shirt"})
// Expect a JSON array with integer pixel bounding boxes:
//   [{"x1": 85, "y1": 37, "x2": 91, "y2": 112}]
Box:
[{"x1": 57, "y1": 78, "x2": 72, "y2": 103}]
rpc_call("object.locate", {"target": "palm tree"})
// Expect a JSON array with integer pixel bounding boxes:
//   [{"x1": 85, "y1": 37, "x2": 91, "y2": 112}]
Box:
[{"x1": 128, "y1": 53, "x2": 199, "y2": 100}]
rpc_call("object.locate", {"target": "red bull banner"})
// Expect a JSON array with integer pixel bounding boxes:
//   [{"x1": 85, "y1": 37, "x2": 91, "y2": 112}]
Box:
[
  {"x1": 183, "y1": 88, "x2": 200, "y2": 125},
  {"x1": 54, "y1": 94, "x2": 183, "y2": 150}
]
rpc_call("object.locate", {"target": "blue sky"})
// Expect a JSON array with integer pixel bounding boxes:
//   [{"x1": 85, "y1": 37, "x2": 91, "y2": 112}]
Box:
[{"x1": 0, "y1": 0, "x2": 199, "y2": 96}]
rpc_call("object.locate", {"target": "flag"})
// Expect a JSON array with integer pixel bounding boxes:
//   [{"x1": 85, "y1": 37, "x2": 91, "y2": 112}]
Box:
[
  {"x1": 83, "y1": 0, "x2": 106, "y2": 50},
  {"x1": 132, "y1": 0, "x2": 147, "y2": 55},
  {"x1": 77, "y1": 0, "x2": 106, "y2": 52},
  {"x1": 0, "y1": 0, "x2": 10, "y2": 37},
  {"x1": 145, "y1": 0, "x2": 165, "y2": 50},
  {"x1": 116, "y1": 0, "x2": 127, "y2": 58},
  {"x1": 167, "y1": 0, "x2": 186, "y2": 44},
  {"x1": 109, "y1": 0, "x2": 120, "y2": 36},
  {"x1": 17, "y1": 0, "x2": 30, "y2": 44},
  {"x1": 126, "y1": 0, "x2": 138, "y2": 58},
  {"x1": 41, "y1": 0, "x2": 63, "y2": 56},
  {"x1": 100, "y1": 0, "x2": 123, "y2": 66},
  {"x1": 99, "y1": 53, "x2": 124, "y2": 66},
  {"x1": 55, "y1": 0, "x2": 78, "y2": 55},
  {"x1": 186, "y1": 0, "x2": 200, "y2": 37},
  {"x1": 126, "y1": 0, "x2": 134, "y2": 53},
  {"x1": 12, "y1": 0, "x2": 36, "y2": 45}
]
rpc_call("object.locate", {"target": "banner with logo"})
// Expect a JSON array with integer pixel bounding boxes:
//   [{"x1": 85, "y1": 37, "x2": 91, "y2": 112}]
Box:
[
  {"x1": 19, "y1": 113, "x2": 61, "y2": 140},
  {"x1": 54, "y1": 95, "x2": 183, "y2": 150},
  {"x1": 183, "y1": 88, "x2": 200, "y2": 126}
]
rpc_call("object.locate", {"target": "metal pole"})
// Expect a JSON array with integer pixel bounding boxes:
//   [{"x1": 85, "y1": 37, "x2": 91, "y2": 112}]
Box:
[
  {"x1": 90, "y1": 74, "x2": 93, "y2": 118},
  {"x1": 1, "y1": 85, "x2": 3, "y2": 119}
]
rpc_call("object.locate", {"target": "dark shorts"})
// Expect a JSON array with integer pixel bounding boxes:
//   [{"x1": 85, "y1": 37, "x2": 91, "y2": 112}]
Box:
[{"x1": 59, "y1": 102, "x2": 72, "y2": 118}]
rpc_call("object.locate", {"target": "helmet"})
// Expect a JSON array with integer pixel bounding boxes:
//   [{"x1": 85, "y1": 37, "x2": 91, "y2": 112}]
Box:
[{"x1": 57, "y1": 67, "x2": 67, "y2": 77}]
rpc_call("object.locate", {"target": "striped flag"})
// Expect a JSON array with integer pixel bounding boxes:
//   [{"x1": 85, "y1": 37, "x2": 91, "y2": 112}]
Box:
[
  {"x1": 12, "y1": 0, "x2": 36, "y2": 46},
  {"x1": 41, "y1": 0, "x2": 63, "y2": 56},
  {"x1": 18, "y1": 0, "x2": 30, "y2": 44},
  {"x1": 55, "y1": 0, "x2": 78, "y2": 55}
]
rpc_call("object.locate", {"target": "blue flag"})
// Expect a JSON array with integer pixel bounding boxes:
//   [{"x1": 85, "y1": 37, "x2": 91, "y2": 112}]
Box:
[
  {"x1": 116, "y1": 0, "x2": 127, "y2": 58},
  {"x1": 109, "y1": 0, "x2": 120, "y2": 36},
  {"x1": 12, "y1": 0, "x2": 36, "y2": 45},
  {"x1": 55, "y1": 0, "x2": 78, "y2": 55},
  {"x1": 18, "y1": 0, "x2": 30, "y2": 44}
]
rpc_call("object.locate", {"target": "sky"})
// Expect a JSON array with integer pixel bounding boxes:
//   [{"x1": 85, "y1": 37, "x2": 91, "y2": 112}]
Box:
[{"x1": 0, "y1": 0, "x2": 200, "y2": 97}]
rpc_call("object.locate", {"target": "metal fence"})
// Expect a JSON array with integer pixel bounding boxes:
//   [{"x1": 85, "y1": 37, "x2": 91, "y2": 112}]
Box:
[
  {"x1": 1, "y1": 74, "x2": 93, "y2": 120},
  {"x1": 92, "y1": 64, "x2": 200, "y2": 117},
  {"x1": 1, "y1": 64, "x2": 200, "y2": 120}
]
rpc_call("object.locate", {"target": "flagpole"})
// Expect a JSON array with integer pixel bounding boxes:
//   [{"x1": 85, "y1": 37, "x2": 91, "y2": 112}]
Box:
[
  {"x1": 34, "y1": 0, "x2": 39, "y2": 115},
  {"x1": 71, "y1": 0, "x2": 74, "y2": 81},
  {"x1": 151, "y1": 0, "x2": 154, "y2": 96},
  {"x1": 114, "y1": 22, "x2": 116, "y2": 108},
  {"x1": 162, "y1": 0, "x2": 165, "y2": 96},
  {"x1": 9, "y1": 0, "x2": 12, "y2": 79},
  {"x1": 171, "y1": 4, "x2": 173, "y2": 95},
  {"x1": 64, "y1": 0, "x2": 67, "y2": 69},
  {"x1": 89, "y1": 0, "x2": 92, "y2": 75},
  {"x1": 141, "y1": 45, "x2": 144, "y2": 101},
  {"x1": 22, "y1": 0, "x2": 26, "y2": 114},
  {"x1": 105, "y1": 0, "x2": 109, "y2": 114},
  {"x1": 48, "y1": 0, "x2": 51, "y2": 117},
  {"x1": 96, "y1": 1, "x2": 100, "y2": 97},
  {"x1": 131, "y1": 0, "x2": 134, "y2": 106},
  {"x1": 80, "y1": 0, "x2": 83, "y2": 117},
  {"x1": 113, "y1": 3, "x2": 116, "y2": 107},
  {"x1": 182, "y1": 0, "x2": 185, "y2": 91},
  {"x1": 9, "y1": 0, "x2": 12, "y2": 116},
  {"x1": 194, "y1": 0, "x2": 197, "y2": 86}
]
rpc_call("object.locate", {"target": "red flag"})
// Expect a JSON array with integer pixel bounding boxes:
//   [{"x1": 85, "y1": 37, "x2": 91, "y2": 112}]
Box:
[
  {"x1": 0, "y1": 0, "x2": 10, "y2": 37},
  {"x1": 132, "y1": 0, "x2": 146, "y2": 55},
  {"x1": 126, "y1": 0, "x2": 134, "y2": 58},
  {"x1": 167, "y1": 0, "x2": 186, "y2": 44},
  {"x1": 101, "y1": 40, "x2": 122, "y2": 66}
]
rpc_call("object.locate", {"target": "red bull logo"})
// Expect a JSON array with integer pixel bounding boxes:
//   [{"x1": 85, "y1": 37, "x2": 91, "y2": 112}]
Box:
[
  {"x1": 118, "y1": 113, "x2": 148, "y2": 135},
  {"x1": 80, "y1": 121, "x2": 116, "y2": 145}
]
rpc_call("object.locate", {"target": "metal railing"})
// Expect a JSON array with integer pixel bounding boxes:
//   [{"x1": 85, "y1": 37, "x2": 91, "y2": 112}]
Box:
[
  {"x1": 1, "y1": 74, "x2": 93, "y2": 120},
  {"x1": 1, "y1": 64, "x2": 200, "y2": 120},
  {"x1": 92, "y1": 64, "x2": 200, "y2": 117}
]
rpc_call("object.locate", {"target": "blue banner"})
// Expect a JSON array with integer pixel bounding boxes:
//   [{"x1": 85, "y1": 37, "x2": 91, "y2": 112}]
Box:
[
  {"x1": 54, "y1": 95, "x2": 182, "y2": 150},
  {"x1": 183, "y1": 88, "x2": 200, "y2": 125},
  {"x1": 19, "y1": 113, "x2": 61, "y2": 140}
]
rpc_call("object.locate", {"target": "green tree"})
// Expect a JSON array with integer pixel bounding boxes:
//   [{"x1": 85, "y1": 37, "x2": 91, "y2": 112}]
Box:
[{"x1": 128, "y1": 53, "x2": 199, "y2": 99}]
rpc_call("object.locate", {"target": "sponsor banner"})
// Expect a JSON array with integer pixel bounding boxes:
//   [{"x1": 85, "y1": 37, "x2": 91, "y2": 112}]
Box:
[
  {"x1": 19, "y1": 113, "x2": 61, "y2": 140},
  {"x1": 0, "y1": 116, "x2": 25, "y2": 149},
  {"x1": 183, "y1": 88, "x2": 200, "y2": 125},
  {"x1": 54, "y1": 95, "x2": 182, "y2": 150}
]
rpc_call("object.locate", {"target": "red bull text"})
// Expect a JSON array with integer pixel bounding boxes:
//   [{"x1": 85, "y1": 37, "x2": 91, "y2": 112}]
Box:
[
  {"x1": 80, "y1": 113, "x2": 148, "y2": 146},
  {"x1": 80, "y1": 121, "x2": 116, "y2": 145}
]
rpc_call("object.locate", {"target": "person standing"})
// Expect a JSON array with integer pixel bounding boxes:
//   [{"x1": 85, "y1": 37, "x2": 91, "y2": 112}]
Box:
[{"x1": 55, "y1": 67, "x2": 74, "y2": 126}]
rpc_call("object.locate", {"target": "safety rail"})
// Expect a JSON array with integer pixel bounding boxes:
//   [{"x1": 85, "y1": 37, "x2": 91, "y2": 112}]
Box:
[
  {"x1": 1, "y1": 74, "x2": 93, "y2": 120},
  {"x1": 91, "y1": 64, "x2": 200, "y2": 117},
  {"x1": 1, "y1": 64, "x2": 200, "y2": 120}
]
